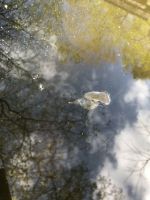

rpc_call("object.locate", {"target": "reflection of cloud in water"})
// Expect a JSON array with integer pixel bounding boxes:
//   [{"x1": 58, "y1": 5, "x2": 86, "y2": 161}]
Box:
[
  {"x1": 39, "y1": 35, "x2": 58, "y2": 80},
  {"x1": 124, "y1": 80, "x2": 150, "y2": 107},
  {"x1": 39, "y1": 60, "x2": 57, "y2": 80},
  {"x1": 99, "y1": 80, "x2": 150, "y2": 200},
  {"x1": 2, "y1": 50, "x2": 150, "y2": 200},
  {"x1": 4, "y1": 34, "x2": 60, "y2": 81}
]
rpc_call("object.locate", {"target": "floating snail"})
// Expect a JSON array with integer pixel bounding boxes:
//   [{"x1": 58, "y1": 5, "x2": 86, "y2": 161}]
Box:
[{"x1": 68, "y1": 91, "x2": 111, "y2": 110}]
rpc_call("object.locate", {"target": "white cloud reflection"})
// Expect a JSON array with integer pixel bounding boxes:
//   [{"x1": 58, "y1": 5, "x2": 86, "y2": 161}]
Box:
[
  {"x1": 124, "y1": 80, "x2": 150, "y2": 107},
  {"x1": 96, "y1": 80, "x2": 150, "y2": 200},
  {"x1": 7, "y1": 34, "x2": 59, "y2": 81}
]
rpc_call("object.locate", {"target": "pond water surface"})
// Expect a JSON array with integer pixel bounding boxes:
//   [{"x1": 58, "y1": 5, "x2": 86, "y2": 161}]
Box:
[{"x1": 0, "y1": 1, "x2": 150, "y2": 200}]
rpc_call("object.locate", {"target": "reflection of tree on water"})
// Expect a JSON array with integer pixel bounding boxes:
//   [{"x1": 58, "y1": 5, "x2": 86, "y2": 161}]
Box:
[
  {"x1": 1, "y1": 0, "x2": 150, "y2": 79},
  {"x1": 105, "y1": 0, "x2": 150, "y2": 20},
  {"x1": 0, "y1": 67, "x2": 124, "y2": 199},
  {"x1": 1, "y1": 39, "x2": 137, "y2": 199},
  {"x1": 0, "y1": 45, "x2": 125, "y2": 200},
  {"x1": 1, "y1": 0, "x2": 149, "y2": 199},
  {"x1": 0, "y1": 37, "x2": 124, "y2": 199}
]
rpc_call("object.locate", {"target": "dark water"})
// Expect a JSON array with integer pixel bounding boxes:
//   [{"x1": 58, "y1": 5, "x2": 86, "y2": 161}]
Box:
[{"x1": 0, "y1": 1, "x2": 150, "y2": 200}]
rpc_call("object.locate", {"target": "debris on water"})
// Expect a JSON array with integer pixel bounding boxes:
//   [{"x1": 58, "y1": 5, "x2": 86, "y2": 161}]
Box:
[
  {"x1": 68, "y1": 91, "x2": 111, "y2": 110},
  {"x1": 4, "y1": 4, "x2": 8, "y2": 9},
  {"x1": 39, "y1": 83, "x2": 44, "y2": 91},
  {"x1": 69, "y1": 98, "x2": 100, "y2": 110},
  {"x1": 84, "y1": 91, "x2": 111, "y2": 105}
]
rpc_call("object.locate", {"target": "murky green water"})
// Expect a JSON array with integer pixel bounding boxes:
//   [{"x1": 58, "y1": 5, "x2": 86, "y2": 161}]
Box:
[{"x1": 0, "y1": 1, "x2": 150, "y2": 200}]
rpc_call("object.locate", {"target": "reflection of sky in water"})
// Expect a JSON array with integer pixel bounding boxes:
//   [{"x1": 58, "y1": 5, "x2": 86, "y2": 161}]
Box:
[
  {"x1": 1, "y1": 1, "x2": 150, "y2": 199},
  {"x1": 61, "y1": 62, "x2": 149, "y2": 200},
  {"x1": 1, "y1": 37, "x2": 149, "y2": 200},
  {"x1": 54, "y1": 59, "x2": 150, "y2": 200},
  {"x1": 12, "y1": 57, "x2": 150, "y2": 199},
  {"x1": 2, "y1": 51, "x2": 150, "y2": 199}
]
